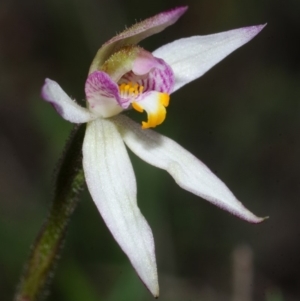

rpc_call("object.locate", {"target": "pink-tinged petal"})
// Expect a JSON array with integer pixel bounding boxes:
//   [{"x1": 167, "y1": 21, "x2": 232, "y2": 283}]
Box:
[
  {"x1": 132, "y1": 50, "x2": 162, "y2": 76},
  {"x1": 114, "y1": 115, "x2": 267, "y2": 224},
  {"x1": 153, "y1": 25, "x2": 266, "y2": 92},
  {"x1": 85, "y1": 71, "x2": 123, "y2": 117},
  {"x1": 41, "y1": 78, "x2": 94, "y2": 123},
  {"x1": 83, "y1": 118, "x2": 159, "y2": 297},
  {"x1": 89, "y1": 6, "x2": 188, "y2": 73}
]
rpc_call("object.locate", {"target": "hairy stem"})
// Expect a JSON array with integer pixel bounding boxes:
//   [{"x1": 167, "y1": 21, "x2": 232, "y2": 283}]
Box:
[{"x1": 14, "y1": 124, "x2": 86, "y2": 301}]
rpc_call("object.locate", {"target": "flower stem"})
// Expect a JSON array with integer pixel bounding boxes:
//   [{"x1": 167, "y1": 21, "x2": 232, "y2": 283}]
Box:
[{"x1": 14, "y1": 124, "x2": 86, "y2": 301}]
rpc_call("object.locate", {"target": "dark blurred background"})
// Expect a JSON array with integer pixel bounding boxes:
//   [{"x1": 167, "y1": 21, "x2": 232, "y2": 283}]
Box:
[{"x1": 1, "y1": 0, "x2": 299, "y2": 300}]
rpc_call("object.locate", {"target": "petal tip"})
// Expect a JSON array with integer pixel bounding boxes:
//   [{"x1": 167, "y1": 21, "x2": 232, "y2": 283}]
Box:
[
  {"x1": 141, "y1": 268, "x2": 159, "y2": 298},
  {"x1": 40, "y1": 78, "x2": 66, "y2": 118},
  {"x1": 41, "y1": 78, "x2": 53, "y2": 100},
  {"x1": 41, "y1": 78, "x2": 61, "y2": 107},
  {"x1": 151, "y1": 286, "x2": 159, "y2": 299},
  {"x1": 252, "y1": 215, "x2": 269, "y2": 224},
  {"x1": 244, "y1": 23, "x2": 267, "y2": 38},
  {"x1": 161, "y1": 6, "x2": 188, "y2": 24},
  {"x1": 169, "y1": 5, "x2": 189, "y2": 16},
  {"x1": 244, "y1": 213, "x2": 269, "y2": 224}
]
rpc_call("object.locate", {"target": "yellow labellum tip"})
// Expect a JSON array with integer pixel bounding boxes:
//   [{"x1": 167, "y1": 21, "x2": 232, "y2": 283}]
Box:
[
  {"x1": 160, "y1": 93, "x2": 170, "y2": 107},
  {"x1": 142, "y1": 122, "x2": 149, "y2": 129},
  {"x1": 136, "y1": 92, "x2": 170, "y2": 129}
]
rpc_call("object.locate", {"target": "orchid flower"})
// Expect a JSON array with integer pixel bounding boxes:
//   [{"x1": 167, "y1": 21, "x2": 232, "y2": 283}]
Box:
[{"x1": 42, "y1": 6, "x2": 266, "y2": 297}]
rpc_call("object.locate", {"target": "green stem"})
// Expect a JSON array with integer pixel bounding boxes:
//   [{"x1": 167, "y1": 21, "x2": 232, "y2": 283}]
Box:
[{"x1": 14, "y1": 124, "x2": 86, "y2": 301}]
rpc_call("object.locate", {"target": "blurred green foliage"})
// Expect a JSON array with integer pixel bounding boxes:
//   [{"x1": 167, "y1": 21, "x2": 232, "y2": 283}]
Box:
[{"x1": 1, "y1": 0, "x2": 300, "y2": 300}]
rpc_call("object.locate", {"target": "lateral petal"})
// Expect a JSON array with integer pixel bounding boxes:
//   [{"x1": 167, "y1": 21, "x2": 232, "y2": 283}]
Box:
[
  {"x1": 41, "y1": 78, "x2": 94, "y2": 123},
  {"x1": 153, "y1": 25, "x2": 266, "y2": 92},
  {"x1": 115, "y1": 115, "x2": 265, "y2": 224},
  {"x1": 85, "y1": 71, "x2": 123, "y2": 117},
  {"x1": 82, "y1": 118, "x2": 159, "y2": 297}
]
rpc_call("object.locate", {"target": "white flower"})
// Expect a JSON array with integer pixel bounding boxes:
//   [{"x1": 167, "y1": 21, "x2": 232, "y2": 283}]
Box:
[{"x1": 41, "y1": 6, "x2": 266, "y2": 297}]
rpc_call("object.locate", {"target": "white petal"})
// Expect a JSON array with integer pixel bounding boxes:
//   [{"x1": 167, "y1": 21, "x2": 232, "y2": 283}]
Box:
[
  {"x1": 41, "y1": 78, "x2": 95, "y2": 123},
  {"x1": 82, "y1": 118, "x2": 159, "y2": 297},
  {"x1": 115, "y1": 115, "x2": 265, "y2": 223},
  {"x1": 153, "y1": 25, "x2": 266, "y2": 92}
]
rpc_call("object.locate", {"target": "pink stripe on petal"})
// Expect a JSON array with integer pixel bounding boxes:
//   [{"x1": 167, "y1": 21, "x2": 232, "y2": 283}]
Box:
[
  {"x1": 85, "y1": 71, "x2": 124, "y2": 117},
  {"x1": 85, "y1": 71, "x2": 119, "y2": 100}
]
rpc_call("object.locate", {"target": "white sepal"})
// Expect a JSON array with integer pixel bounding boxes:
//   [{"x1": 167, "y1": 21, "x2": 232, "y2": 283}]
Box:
[
  {"x1": 42, "y1": 78, "x2": 95, "y2": 123},
  {"x1": 82, "y1": 118, "x2": 159, "y2": 297},
  {"x1": 153, "y1": 25, "x2": 266, "y2": 92},
  {"x1": 116, "y1": 115, "x2": 265, "y2": 224}
]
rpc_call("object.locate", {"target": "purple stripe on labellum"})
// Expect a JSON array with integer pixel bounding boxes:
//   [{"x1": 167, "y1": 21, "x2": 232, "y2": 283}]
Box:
[
  {"x1": 146, "y1": 58, "x2": 174, "y2": 93},
  {"x1": 150, "y1": 77, "x2": 155, "y2": 91}
]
